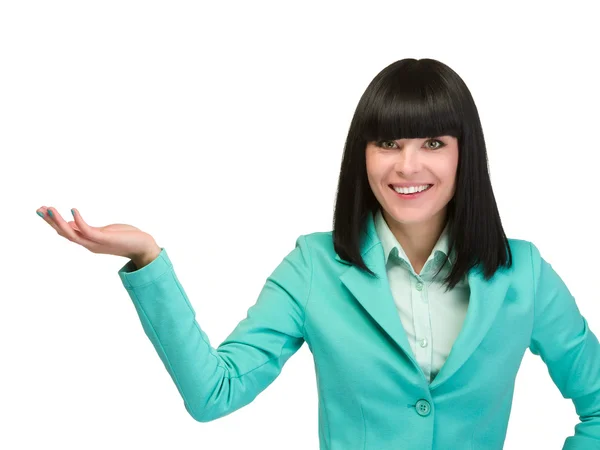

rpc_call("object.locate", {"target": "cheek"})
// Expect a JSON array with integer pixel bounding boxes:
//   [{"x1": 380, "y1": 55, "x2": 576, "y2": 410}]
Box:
[
  {"x1": 441, "y1": 168, "x2": 457, "y2": 183},
  {"x1": 436, "y1": 156, "x2": 458, "y2": 183},
  {"x1": 365, "y1": 156, "x2": 386, "y2": 181}
]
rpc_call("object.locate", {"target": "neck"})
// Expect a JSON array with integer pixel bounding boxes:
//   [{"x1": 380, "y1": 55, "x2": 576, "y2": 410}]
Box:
[{"x1": 382, "y1": 208, "x2": 447, "y2": 271}]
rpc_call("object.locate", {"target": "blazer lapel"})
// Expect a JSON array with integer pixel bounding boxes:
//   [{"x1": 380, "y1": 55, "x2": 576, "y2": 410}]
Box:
[{"x1": 334, "y1": 211, "x2": 512, "y2": 390}]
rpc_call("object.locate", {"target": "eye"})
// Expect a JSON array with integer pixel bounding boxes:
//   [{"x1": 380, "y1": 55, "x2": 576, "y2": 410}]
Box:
[
  {"x1": 425, "y1": 139, "x2": 446, "y2": 150},
  {"x1": 376, "y1": 140, "x2": 398, "y2": 149},
  {"x1": 375, "y1": 139, "x2": 446, "y2": 150}
]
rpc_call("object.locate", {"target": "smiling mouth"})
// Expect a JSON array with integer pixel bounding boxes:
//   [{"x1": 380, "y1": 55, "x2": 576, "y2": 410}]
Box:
[{"x1": 389, "y1": 184, "x2": 433, "y2": 195}]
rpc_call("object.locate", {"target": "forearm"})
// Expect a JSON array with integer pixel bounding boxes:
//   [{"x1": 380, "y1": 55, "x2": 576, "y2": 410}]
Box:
[
  {"x1": 121, "y1": 253, "x2": 231, "y2": 421},
  {"x1": 117, "y1": 243, "x2": 309, "y2": 422}
]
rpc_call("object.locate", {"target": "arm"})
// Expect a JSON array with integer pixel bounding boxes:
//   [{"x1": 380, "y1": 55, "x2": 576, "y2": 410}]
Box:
[
  {"x1": 117, "y1": 235, "x2": 313, "y2": 422},
  {"x1": 529, "y1": 243, "x2": 600, "y2": 449}
]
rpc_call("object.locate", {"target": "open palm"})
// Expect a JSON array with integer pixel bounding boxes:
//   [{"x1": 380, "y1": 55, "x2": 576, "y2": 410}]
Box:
[{"x1": 37, "y1": 206, "x2": 156, "y2": 259}]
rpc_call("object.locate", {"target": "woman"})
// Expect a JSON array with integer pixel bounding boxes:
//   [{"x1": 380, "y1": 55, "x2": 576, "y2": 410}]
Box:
[{"x1": 36, "y1": 58, "x2": 600, "y2": 450}]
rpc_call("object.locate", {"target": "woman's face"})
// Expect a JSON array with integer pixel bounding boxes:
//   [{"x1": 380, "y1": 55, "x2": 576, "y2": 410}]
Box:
[{"x1": 365, "y1": 136, "x2": 459, "y2": 229}]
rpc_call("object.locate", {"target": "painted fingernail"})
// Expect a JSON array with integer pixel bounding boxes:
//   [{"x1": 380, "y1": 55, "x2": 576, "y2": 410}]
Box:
[
  {"x1": 71, "y1": 209, "x2": 75, "y2": 217},
  {"x1": 37, "y1": 211, "x2": 45, "y2": 218},
  {"x1": 47, "y1": 210, "x2": 54, "y2": 218}
]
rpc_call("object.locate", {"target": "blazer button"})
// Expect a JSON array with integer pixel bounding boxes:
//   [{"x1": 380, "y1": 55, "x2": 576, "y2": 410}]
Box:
[{"x1": 415, "y1": 399, "x2": 431, "y2": 416}]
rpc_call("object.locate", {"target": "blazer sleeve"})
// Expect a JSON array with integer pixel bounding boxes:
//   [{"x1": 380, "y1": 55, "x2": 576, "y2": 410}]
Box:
[
  {"x1": 117, "y1": 235, "x2": 312, "y2": 422},
  {"x1": 529, "y1": 242, "x2": 600, "y2": 450}
]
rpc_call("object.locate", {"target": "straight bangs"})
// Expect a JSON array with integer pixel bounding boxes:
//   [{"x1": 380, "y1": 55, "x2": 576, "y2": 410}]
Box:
[{"x1": 357, "y1": 66, "x2": 464, "y2": 144}]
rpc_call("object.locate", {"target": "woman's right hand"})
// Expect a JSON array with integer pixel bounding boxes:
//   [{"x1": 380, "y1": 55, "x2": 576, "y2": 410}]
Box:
[{"x1": 37, "y1": 206, "x2": 159, "y2": 261}]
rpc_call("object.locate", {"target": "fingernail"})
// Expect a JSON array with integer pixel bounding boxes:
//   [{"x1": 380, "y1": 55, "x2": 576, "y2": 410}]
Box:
[
  {"x1": 71, "y1": 209, "x2": 75, "y2": 217},
  {"x1": 37, "y1": 211, "x2": 45, "y2": 218},
  {"x1": 48, "y1": 210, "x2": 54, "y2": 218}
]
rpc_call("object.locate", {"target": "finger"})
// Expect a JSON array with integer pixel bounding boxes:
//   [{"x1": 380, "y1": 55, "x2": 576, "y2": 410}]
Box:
[
  {"x1": 45, "y1": 207, "x2": 99, "y2": 248},
  {"x1": 70, "y1": 208, "x2": 106, "y2": 242},
  {"x1": 37, "y1": 206, "x2": 63, "y2": 234}
]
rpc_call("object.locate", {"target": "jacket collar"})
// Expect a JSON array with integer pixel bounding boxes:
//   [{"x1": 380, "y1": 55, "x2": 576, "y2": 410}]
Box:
[{"x1": 334, "y1": 210, "x2": 511, "y2": 391}]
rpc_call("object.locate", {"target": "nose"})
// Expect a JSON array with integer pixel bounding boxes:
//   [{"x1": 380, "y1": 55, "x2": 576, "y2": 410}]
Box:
[{"x1": 394, "y1": 147, "x2": 422, "y2": 175}]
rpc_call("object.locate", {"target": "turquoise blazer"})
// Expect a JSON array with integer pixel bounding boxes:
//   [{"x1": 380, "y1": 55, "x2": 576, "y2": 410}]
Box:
[{"x1": 118, "y1": 212, "x2": 600, "y2": 450}]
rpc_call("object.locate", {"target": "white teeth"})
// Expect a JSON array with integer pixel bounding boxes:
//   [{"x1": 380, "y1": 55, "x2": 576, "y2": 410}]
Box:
[{"x1": 393, "y1": 184, "x2": 431, "y2": 194}]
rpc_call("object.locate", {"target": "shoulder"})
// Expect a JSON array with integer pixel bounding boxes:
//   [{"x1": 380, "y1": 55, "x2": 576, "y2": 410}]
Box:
[
  {"x1": 290, "y1": 230, "x2": 352, "y2": 271},
  {"x1": 507, "y1": 237, "x2": 534, "y2": 256},
  {"x1": 506, "y1": 237, "x2": 542, "y2": 263},
  {"x1": 505, "y1": 237, "x2": 548, "y2": 286},
  {"x1": 296, "y1": 231, "x2": 336, "y2": 259},
  {"x1": 302, "y1": 230, "x2": 335, "y2": 247}
]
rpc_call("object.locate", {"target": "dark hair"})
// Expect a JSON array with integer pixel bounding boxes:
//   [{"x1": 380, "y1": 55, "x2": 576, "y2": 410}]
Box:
[{"x1": 332, "y1": 58, "x2": 512, "y2": 292}]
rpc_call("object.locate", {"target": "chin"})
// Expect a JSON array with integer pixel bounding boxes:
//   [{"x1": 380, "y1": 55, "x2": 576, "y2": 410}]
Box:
[{"x1": 385, "y1": 209, "x2": 430, "y2": 225}]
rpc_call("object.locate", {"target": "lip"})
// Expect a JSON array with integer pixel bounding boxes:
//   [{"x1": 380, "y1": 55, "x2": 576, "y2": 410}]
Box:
[{"x1": 389, "y1": 184, "x2": 433, "y2": 200}]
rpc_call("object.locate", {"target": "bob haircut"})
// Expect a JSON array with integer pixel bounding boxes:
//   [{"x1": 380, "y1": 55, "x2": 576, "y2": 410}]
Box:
[{"x1": 332, "y1": 58, "x2": 513, "y2": 292}]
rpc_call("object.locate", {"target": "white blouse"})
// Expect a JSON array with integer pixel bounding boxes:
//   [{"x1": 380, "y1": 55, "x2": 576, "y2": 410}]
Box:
[{"x1": 373, "y1": 208, "x2": 471, "y2": 383}]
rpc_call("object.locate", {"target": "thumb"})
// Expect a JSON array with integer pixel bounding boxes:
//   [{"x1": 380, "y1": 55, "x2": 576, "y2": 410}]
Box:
[{"x1": 71, "y1": 208, "x2": 97, "y2": 237}]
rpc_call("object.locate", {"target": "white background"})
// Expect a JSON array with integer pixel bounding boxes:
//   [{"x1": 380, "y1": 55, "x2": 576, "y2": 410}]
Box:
[{"x1": 2, "y1": 1, "x2": 599, "y2": 449}]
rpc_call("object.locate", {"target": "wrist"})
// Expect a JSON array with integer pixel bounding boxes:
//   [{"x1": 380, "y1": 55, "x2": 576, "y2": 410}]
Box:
[{"x1": 132, "y1": 244, "x2": 161, "y2": 269}]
